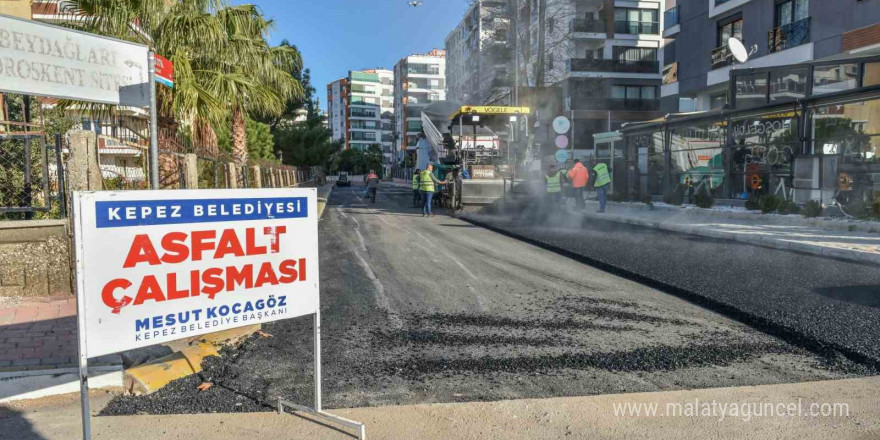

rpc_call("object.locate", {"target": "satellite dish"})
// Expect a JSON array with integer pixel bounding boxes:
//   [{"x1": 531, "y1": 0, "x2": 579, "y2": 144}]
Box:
[{"x1": 728, "y1": 38, "x2": 749, "y2": 63}]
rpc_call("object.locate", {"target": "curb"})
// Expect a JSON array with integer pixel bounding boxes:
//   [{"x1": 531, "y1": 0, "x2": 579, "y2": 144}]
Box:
[
  {"x1": 122, "y1": 324, "x2": 260, "y2": 395},
  {"x1": 0, "y1": 365, "x2": 123, "y2": 403},
  {"x1": 578, "y1": 209, "x2": 880, "y2": 267},
  {"x1": 318, "y1": 184, "x2": 334, "y2": 219}
]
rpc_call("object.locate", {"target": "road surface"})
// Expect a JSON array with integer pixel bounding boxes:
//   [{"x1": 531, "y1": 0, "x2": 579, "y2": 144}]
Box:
[{"x1": 101, "y1": 183, "x2": 867, "y2": 415}]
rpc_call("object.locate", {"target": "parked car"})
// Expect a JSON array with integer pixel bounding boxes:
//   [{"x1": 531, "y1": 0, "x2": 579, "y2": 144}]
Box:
[{"x1": 336, "y1": 172, "x2": 351, "y2": 187}]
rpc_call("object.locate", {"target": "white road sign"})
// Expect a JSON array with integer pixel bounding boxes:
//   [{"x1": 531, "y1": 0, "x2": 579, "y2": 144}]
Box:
[
  {"x1": 0, "y1": 13, "x2": 149, "y2": 105},
  {"x1": 552, "y1": 116, "x2": 571, "y2": 134},
  {"x1": 72, "y1": 189, "x2": 320, "y2": 358}
]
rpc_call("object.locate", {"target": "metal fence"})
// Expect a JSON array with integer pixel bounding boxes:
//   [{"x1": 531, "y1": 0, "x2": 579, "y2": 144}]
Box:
[{"x1": 0, "y1": 121, "x2": 66, "y2": 219}]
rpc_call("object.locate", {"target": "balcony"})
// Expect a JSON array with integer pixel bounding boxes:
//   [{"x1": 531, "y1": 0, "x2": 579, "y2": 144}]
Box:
[
  {"x1": 768, "y1": 17, "x2": 811, "y2": 54},
  {"x1": 569, "y1": 97, "x2": 660, "y2": 112},
  {"x1": 350, "y1": 133, "x2": 377, "y2": 142},
  {"x1": 570, "y1": 18, "x2": 606, "y2": 34},
  {"x1": 567, "y1": 58, "x2": 660, "y2": 74},
  {"x1": 711, "y1": 45, "x2": 734, "y2": 70},
  {"x1": 407, "y1": 67, "x2": 441, "y2": 75},
  {"x1": 664, "y1": 6, "x2": 679, "y2": 28},
  {"x1": 614, "y1": 20, "x2": 659, "y2": 35},
  {"x1": 350, "y1": 110, "x2": 377, "y2": 118}
]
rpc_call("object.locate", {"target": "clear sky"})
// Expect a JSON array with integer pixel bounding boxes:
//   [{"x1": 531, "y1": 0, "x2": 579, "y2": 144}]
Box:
[{"x1": 238, "y1": 0, "x2": 472, "y2": 112}]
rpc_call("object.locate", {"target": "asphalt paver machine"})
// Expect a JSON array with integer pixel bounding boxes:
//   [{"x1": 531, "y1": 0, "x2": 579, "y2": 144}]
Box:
[{"x1": 421, "y1": 104, "x2": 531, "y2": 208}]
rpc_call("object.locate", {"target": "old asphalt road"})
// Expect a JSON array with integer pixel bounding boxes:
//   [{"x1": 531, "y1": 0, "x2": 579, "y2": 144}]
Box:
[{"x1": 101, "y1": 183, "x2": 870, "y2": 415}]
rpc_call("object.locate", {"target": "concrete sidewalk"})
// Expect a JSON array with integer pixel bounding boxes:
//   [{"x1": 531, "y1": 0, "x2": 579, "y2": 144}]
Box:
[
  {"x1": 3, "y1": 376, "x2": 878, "y2": 440},
  {"x1": 562, "y1": 199, "x2": 880, "y2": 265}
]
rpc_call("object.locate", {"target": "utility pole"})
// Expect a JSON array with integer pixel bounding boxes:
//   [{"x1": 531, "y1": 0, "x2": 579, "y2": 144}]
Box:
[{"x1": 511, "y1": 0, "x2": 519, "y2": 107}]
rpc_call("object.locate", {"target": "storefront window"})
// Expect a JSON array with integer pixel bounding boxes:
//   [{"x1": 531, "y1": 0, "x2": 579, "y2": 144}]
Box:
[
  {"x1": 812, "y1": 100, "x2": 880, "y2": 161},
  {"x1": 734, "y1": 73, "x2": 768, "y2": 109},
  {"x1": 669, "y1": 121, "x2": 727, "y2": 198},
  {"x1": 813, "y1": 64, "x2": 858, "y2": 96},
  {"x1": 811, "y1": 98, "x2": 880, "y2": 209},
  {"x1": 862, "y1": 62, "x2": 880, "y2": 87},
  {"x1": 627, "y1": 131, "x2": 665, "y2": 197},
  {"x1": 730, "y1": 112, "x2": 798, "y2": 197},
  {"x1": 769, "y1": 68, "x2": 808, "y2": 103}
]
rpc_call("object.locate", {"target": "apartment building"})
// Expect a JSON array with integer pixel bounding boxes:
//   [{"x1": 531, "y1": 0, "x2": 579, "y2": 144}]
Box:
[
  {"x1": 326, "y1": 70, "x2": 396, "y2": 167},
  {"x1": 661, "y1": 0, "x2": 880, "y2": 113},
  {"x1": 393, "y1": 50, "x2": 447, "y2": 155},
  {"x1": 446, "y1": 0, "x2": 512, "y2": 105},
  {"x1": 512, "y1": 0, "x2": 666, "y2": 150}
]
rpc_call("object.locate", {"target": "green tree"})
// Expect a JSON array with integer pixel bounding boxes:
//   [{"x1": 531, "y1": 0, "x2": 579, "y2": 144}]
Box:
[
  {"x1": 217, "y1": 118, "x2": 276, "y2": 161},
  {"x1": 63, "y1": 1, "x2": 303, "y2": 161}
]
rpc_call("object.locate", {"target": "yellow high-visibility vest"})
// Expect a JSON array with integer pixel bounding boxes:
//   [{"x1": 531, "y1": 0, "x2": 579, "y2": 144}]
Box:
[
  {"x1": 412, "y1": 174, "x2": 419, "y2": 190},
  {"x1": 594, "y1": 163, "x2": 611, "y2": 188},
  {"x1": 419, "y1": 170, "x2": 435, "y2": 192},
  {"x1": 545, "y1": 171, "x2": 562, "y2": 193}
]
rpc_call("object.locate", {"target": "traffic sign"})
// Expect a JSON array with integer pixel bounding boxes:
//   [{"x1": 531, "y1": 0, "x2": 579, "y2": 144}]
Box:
[
  {"x1": 553, "y1": 116, "x2": 571, "y2": 134},
  {"x1": 555, "y1": 149, "x2": 572, "y2": 163},
  {"x1": 154, "y1": 54, "x2": 174, "y2": 88},
  {"x1": 555, "y1": 135, "x2": 569, "y2": 149}
]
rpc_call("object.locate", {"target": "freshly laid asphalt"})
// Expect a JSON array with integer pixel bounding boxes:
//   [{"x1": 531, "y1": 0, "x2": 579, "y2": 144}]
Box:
[
  {"x1": 465, "y1": 197, "x2": 880, "y2": 365},
  {"x1": 101, "y1": 183, "x2": 873, "y2": 416}
]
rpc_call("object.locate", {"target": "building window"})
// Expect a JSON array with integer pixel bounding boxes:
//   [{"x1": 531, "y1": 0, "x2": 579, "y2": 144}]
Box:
[
  {"x1": 776, "y1": 0, "x2": 809, "y2": 27},
  {"x1": 717, "y1": 16, "x2": 743, "y2": 47},
  {"x1": 611, "y1": 86, "x2": 657, "y2": 101},
  {"x1": 614, "y1": 8, "x2": 659, "y2": 35}
]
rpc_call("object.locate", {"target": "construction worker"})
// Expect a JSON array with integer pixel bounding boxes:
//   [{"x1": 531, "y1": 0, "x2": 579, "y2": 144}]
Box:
[
  {"x1": 545, "y1": 164, "x2": 564, "y2": 206},
  {"x1": 412, "y1": 169, "x2": 422, "y2": 207},
  {"x1": 591, "y1": 160, "x2": 611, "y2": 213},
  {"x1": 420, "y1": 164, "x2": 447, "y2": 217},
  {"x1": 567, "y1": 159, "x2": 589, "y2": 210},
  {"x1": 365, "y1": 170, "x2": 380, "y2": 203}
]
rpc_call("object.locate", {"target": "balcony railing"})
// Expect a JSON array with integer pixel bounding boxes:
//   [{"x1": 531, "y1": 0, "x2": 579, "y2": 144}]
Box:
[
  {"x1": 567, "y1": 58, "x2": 660, "y2": 74},
  {"x1": 350, "y1": 134, "x2": 377, "y2": 142},
  {"x1": 350, "y1": 111, "x2": 377, "y2": 118},
  {"x1": 768, "y1": 17, "x2": 811, "y2": 53},
  {"x1": 570, "y1": 97, "x2": 660, "y2": 112},
  {"x1": 614, "y1": 20, "x2": 659, "y2": 35},
  {"x1": 570, "y1": 18, "x2": 606, "y2": 34},
  {"x1": 664, "y1": 6, "x2": 679, "y2": 28},
  {"x1": 407, "y1": 68, "x2": 441, "y2": 75},
  {"x1": 711, "y1": 44, "x2": 734, "y2": 70}
]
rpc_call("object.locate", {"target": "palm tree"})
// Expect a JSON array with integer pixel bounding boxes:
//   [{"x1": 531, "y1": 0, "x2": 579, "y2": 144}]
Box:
[
  {"x1": 60, "y1": 0, "x2": 302, "y2": 163},
  {"x1": 204, "y1": 5, "x2": 303, "y2": 164}
]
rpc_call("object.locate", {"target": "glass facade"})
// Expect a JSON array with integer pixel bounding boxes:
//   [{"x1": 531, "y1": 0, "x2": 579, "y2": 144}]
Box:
[
  {"x1": 618, "y1": 55, "x2": 880, "y2": 211},
  {"x1": 669, "y1": 121, "x2": 727, "y2": 198}
]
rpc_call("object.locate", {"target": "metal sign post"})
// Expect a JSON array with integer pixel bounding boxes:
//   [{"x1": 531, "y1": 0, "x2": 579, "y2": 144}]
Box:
[
  {"x1": 278, "y1": 308, "x2": 366, "y2": 440},
  {"x1": 148, "y1": 51, "x2": 160, "y2": 190},
  {"x1": 73, "y1": 195, "x2": 91, "y2": 440}
]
